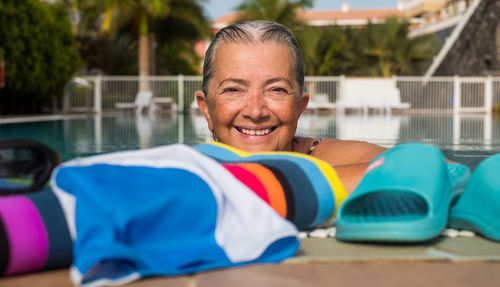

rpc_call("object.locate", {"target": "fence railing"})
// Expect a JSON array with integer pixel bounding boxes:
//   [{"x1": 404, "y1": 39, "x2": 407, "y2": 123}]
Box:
[{"x1": 63, "y1": 75, "x2": 500, "y2": 114}]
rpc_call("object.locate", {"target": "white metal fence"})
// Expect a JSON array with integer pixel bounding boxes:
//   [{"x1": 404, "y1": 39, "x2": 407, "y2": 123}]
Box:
[{"x1": 63, "y1": 75, "x2": 500, "y2": 114}]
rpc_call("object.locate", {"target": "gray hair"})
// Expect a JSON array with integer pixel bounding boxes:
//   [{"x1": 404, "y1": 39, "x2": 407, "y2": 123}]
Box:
[{"x1": 201, "y1": 20, "x2": 305, "y2": 97}]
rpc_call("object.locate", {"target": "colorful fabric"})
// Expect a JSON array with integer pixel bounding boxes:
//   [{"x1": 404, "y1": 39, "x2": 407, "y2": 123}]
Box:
[
  {"x1": 222, "y1": 164, "x2": 270, "y2": 204},
  {"x1": 1, "y1": 142, "x2": 344, "y2": 282},
  {"x1": 51, "y1": 144, "x2": 300, "y2": 286},
  {"x1": 195, "y1": 142, "x2": 349, "y2": 229},
  {"x1": 230, "y1": 163, "x2": 287, "y2": 218},
  {"x1": 0, "y1": 188, "x2": 73, "y2": 275}
]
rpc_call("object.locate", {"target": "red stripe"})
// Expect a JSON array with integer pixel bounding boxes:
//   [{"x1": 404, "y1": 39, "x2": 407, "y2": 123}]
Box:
[{"x1": 222, "y1": 164, "x2": 270, "y2": 204}]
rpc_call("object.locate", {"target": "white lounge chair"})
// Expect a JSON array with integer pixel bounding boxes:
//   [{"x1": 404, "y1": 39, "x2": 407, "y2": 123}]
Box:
[
  {"x1": 336, "y1": 93, "x2": 366, "y2": 113},
  {"x1": 337, "y1": 78, "x2": 410, "y2": 114},
  {"x1": 307, "y1": 93, "x2": 336, "y2": 112},
  {"x1": 153, "y1": 97, "x2": 177, "y2": 113},
  {"x1": 115, "y1": 91, "x2": 153, "y2": 114},
  {"x1": 385, "y1": 89, "x2": 410, "y2": 113}
]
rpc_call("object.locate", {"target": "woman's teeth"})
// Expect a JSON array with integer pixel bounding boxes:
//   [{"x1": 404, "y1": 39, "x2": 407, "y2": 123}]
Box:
[{"x1": 240, "y1": 128, "x2": 272, "y2": 136}]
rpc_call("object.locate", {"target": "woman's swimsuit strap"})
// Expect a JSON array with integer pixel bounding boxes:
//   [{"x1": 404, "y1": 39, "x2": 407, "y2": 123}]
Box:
[{"x1": 307, "y1": 139, "x2": 321, "y2": 155}]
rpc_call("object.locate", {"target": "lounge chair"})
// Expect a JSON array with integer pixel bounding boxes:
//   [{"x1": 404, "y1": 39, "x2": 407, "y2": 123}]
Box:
[
  {"x1": 337, "y1": 78, "x2": 410, "y2": 114},
  {"x1": 385, "y1": 89, "x2": 410, "y2": 113},
  {"x1": 307, "y1": 93, "x2": 336, "y2": 112},
  {"x1": 115, "y1": 90, "x2": 153, "y2": 114},
  {"x1": 336, "y1": 93, "x2": 365, "y2": 113},
  {"x1": 153, "y1": 97, "x2": 177, "y2": 113}
]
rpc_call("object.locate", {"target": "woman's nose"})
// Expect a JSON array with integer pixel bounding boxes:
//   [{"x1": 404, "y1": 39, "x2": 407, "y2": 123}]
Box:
[{"x1": 243, "y1": 90, "x2": 270, "y2": 119}]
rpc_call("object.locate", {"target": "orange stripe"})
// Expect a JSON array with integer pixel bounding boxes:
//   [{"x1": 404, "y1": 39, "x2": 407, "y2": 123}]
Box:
[{"x1": 238, "y1": 163, "x2": 287, "y2": 218}]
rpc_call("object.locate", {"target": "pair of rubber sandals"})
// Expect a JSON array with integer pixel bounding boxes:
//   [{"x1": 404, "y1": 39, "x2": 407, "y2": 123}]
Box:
[{"x1": 335, "y1": 143, "x2": 500, "y2": 243}]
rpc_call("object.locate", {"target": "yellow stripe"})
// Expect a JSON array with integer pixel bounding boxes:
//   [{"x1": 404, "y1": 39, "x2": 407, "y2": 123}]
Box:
[{"x1": 208, "y1": 141, "x2": 348, "y2": 218}]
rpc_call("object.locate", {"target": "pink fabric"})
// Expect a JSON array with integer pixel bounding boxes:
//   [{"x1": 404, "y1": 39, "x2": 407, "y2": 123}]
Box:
[
  {"x1": 222, "y1": 164, "x2": 270, "y2": 204},
  {"x1": 0, "y1": 196, "x2": 49, "y2": 275}
]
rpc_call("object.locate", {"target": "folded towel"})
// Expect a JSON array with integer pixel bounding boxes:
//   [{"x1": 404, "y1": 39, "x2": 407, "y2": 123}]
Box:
[
  {"x1": 51, "y1": 144, "x2": 300, "y2": 286},
  {"x1": 0, "y1": 188, "x2": 72, "y2": 275}
]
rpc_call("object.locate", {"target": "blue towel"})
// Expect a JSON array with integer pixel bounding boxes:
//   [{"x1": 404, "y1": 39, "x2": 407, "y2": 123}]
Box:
[{"x1": 51, "y1": 144, "x2": 299, "y2": 286}]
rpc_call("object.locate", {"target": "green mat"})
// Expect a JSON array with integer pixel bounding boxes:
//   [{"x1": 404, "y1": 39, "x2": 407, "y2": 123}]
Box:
[{"x1": 291, "y1": 236, "x2": 500, "y2": 262}]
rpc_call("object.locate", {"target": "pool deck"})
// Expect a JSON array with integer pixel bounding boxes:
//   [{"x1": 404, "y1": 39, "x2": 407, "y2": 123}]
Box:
[{"x1": 3, "y1": 236, "x2": 500, "y2": 286}]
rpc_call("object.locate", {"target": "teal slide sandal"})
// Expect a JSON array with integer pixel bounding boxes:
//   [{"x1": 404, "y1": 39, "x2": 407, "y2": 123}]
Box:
[
  {"x1": 336, "y1": 143, "x2": 471, "y2": 242},
  {"x1": 448, "y1": 153, "x2": 500, "y2": 242}
]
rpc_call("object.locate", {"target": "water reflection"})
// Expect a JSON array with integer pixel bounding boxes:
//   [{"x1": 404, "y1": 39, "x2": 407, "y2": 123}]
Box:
[
  {"x1": 1, "y1": 112, "x2": 499, "y2": 168},
  {"x1": 295, "y1": 113, "x2": 499, "y2": 150},
  {"x1": 333, "y1": 113, "x2": 407, "y2": 145}
]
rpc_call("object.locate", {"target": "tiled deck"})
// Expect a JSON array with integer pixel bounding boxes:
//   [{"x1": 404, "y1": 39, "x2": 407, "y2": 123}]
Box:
[{"x1": 3, "y1": 236, "x2": 500, "y2": 286}]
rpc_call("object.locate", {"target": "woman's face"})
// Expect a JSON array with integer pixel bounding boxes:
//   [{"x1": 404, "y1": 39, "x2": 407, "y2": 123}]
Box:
[{"x1": 197, "y1": 42, "x2": 309, "y2": 152}]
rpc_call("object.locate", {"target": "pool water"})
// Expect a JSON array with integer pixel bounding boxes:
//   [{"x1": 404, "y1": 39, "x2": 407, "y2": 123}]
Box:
[{"x1": 1, "y1": 113, "x2": 499, "y2": 170}]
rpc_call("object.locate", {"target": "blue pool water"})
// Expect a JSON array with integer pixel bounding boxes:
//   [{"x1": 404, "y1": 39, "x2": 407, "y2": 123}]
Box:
[{"x1": 1, "y1": 113, "x2": 499, "y2": 170}]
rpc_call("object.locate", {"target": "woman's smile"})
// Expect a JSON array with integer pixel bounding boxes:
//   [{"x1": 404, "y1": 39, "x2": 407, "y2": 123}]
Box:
[{"x1": 236, "y1": 126, "x2": 275, "y2": 136}]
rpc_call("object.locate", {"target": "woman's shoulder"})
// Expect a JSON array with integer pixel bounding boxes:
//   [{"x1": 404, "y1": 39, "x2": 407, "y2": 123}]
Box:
[
  {"x1": 301, "y1": 137, "x2": 387, "y2": 166},
  {"x1": 292, "y1": 136, "x2": 321, "y2": 154}
]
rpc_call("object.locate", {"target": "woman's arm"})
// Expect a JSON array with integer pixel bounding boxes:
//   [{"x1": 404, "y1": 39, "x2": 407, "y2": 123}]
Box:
[{"x1": 313, "y1": 139, "x2": 387, "y2": 193}]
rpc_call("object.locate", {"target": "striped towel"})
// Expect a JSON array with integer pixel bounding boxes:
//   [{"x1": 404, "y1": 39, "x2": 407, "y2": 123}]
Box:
[
  {"x1": 51, "y1": 144, "x2": 300, "y2": 286},
  {"x1": 1, "y1": 142, "x2": 347, "y2": 285}
]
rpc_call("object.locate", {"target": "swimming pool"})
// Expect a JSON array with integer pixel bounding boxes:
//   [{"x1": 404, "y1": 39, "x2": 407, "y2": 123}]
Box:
[{"x1": 1, "y1": 113, "x2": 499, "y2": 169}]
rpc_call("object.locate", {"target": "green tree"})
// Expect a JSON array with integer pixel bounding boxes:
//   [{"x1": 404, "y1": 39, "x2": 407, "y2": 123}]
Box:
[
  {"x1": 82, "y1": 0, "x2": 170, "y2": 90},
  {"x1": 236, "y1": 0, "x2": 312, "y2": 27},
  {"x1": 77, "y1": 33, "x2": 138, "y2": 75},
  {"x1": 295, "y1": 26, "x2": 360, "y2": 76},
  {"x1": 76, "y1": 0, "x2": 210, "y2": 80},
  {"x1": 233, "y1": 3, "x2": 438, "y2": 77},
  {"x1": 153, "y1": 13, "x2": 209, "y2": 75},
  {"x1": 0, "y1": 0, "x2": 81, "y2": 115},
  {"x1": 296, "y1": 18, "x2": 439, "y2": 77},
  {"x1": 357, "y1": 17, "x2": 440, "y2": 77}
]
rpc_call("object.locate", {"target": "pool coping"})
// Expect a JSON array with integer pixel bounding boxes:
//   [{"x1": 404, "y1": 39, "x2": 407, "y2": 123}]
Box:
[
  {"x1": 2, "y1": 237, "x2": 500, "y2": 287},
  {"x1": 0, "y1": 114, "x2": 90, "y2": 124}
]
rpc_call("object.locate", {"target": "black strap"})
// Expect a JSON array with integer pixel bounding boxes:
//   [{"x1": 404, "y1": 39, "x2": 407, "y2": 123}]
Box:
[
  {"x1": 0, "y1": 217, "x2": 9, "y2": 275},
  {"x1": 307, "y1": 139, "x2": 321, "y2": 155},
  {"x1": 0, "y1": 139, "x2": 60, "y2": 195}
]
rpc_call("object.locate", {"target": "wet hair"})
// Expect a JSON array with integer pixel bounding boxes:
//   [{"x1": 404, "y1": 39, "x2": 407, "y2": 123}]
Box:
[{"x1": 201, "y1": 20, "x2": 305, "y2": 97}]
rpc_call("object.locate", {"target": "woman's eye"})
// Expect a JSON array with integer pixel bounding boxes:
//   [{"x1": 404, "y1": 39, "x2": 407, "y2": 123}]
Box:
[
  {"x1": 271, "y1": 87, "x2": 289, "y2": 93},
  {"x1": 222, "y1": 87, "x2": 240, "y2": 93}
]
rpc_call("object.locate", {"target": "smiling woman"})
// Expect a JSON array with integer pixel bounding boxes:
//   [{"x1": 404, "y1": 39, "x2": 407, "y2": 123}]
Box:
[
  {"x1": 195, "y1": 21, "x2": 386, "y2": 192},
  {"x1": 197, "y1": 41, "x2": 306, "y2": 153}
]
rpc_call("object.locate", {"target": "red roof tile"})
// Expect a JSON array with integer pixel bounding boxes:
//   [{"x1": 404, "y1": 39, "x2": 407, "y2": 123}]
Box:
[
  {"x1": 212, "y1": 8, "x2": 404, "y2": 28},
  {"x1": 297, "y1": 9, "x2": 404, "y2": 21}
]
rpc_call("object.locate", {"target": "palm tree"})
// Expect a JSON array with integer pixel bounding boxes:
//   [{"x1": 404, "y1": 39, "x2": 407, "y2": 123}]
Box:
[
  {"x1": 394, "y1": 32, "x2": 441, "y2": 76},
  {"x1": 295, "y1": 26, "x2": 359, "y2": 76},
  {"x1": 358, "y1": 17, "x2": 440, "y2": 77},
  {"x1": 296, "y1": 18, "x2": 440, "y2": 77},
  {"x1": 153, "y1": 11, "x2": 210, "y2": 75},
  {"x1": 93, "y1": 0, "x2": 170, "y2": 90},
  {"x1": 76, "y1": 0, "x2": 210, "y2": 89},
  {"x1": 235, "y1": 0, "x2": 312, "y2": 27}
]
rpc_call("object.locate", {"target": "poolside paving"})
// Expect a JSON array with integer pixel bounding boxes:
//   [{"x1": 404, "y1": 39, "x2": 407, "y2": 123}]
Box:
[{"x1": 2, "y1": 236, "x2": 500, "y2": 286}]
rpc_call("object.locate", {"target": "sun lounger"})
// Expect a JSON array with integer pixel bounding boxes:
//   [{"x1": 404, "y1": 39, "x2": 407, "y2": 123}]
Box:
[
  {"x1": 385, "y1": 89, "x2": 410, "y2": 113},
  {"x1": 115, "y1": 91, "x2": 153, "y2": 114},
  {"x1": 307, "y1": 94, "x2": 336, "y2": 112},
  {"x1": 153, "y1": 97, "x2": 177, "y2": 113},
  {"x1": 336, "y1": 78, "x2": 410, "y2": 114}
]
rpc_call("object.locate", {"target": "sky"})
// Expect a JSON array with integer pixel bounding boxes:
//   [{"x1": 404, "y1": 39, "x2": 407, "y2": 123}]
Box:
[{"x1": 202, "y1": 0, "x2": 402, "y2": 21}]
